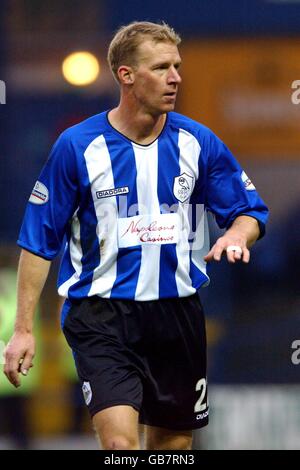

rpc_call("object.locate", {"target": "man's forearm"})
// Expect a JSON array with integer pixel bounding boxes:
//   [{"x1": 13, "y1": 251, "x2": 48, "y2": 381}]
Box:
[
  {"x1": 15, "y1": 249, "x2": 51, "y2": 333},
  {"x1": 226, "y1": 215, "x2": 260, "y2": 248}
]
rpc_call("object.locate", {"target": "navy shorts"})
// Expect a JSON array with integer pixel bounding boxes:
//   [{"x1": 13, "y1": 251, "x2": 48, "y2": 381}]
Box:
[{"x1": 62, "y1": 294, "x2": 209, "y2": 431}]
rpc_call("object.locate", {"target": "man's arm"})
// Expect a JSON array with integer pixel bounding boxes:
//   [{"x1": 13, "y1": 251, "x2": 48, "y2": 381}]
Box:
[
  {"x1": 4, "y1": 249, "x2": 51, "y2": 387},
  {"x1": 204, "y1": 215, "x2": 260, "y2": 264}
]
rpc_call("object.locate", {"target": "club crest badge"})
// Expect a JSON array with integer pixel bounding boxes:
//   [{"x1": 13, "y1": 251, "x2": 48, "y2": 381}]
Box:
[
  {"x1": 82, "y1": 381, "x2": 92, "y2": 405},
  {"x1": 173, "y1": 173, "x2": 194, "y2": 203}
]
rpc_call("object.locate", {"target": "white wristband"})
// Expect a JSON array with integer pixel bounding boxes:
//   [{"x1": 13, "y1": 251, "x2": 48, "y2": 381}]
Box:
[{"x1": 226, "y1": 245, "x2": 242, "y2": 254}]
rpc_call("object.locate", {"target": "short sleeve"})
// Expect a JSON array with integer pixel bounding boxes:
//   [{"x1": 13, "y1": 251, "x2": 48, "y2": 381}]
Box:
[
  {"x1": 17, "y1": 132, "x2": 79, "y2": 259},
  {"x1": 204, "y1": 132, "x2": 269, "y2": 237}
]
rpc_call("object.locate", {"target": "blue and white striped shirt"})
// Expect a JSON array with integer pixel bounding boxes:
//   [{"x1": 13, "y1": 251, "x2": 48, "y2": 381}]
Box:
[{"x1": 18, "y1": 111, "x2": 268, "y2": 302}]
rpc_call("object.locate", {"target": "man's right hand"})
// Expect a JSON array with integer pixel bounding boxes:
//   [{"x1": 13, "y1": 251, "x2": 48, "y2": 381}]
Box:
[{"x1": 3, "y1": 331, "x2": 35, "y2": 387}]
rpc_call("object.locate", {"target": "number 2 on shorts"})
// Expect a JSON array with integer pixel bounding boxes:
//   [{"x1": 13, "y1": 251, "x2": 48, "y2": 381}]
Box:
[{"x1": 194, "y1": 377, "x2": 207, "y2": 413}]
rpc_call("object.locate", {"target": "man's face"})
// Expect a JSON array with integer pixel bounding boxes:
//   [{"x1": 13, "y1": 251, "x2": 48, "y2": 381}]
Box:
[{"x1": 130, "y1": 39, "x2": 182, "y2": 115}]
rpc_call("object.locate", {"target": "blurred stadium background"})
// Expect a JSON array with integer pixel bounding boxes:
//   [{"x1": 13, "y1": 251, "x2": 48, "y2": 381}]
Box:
[{"x1": 0, "y1": 0, "x2": 300, "y2": 450}]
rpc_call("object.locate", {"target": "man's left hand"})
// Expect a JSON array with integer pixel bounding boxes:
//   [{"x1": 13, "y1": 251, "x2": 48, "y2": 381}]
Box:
[{"x1": 204, "y1": 234, "x2": 249, "y2": 264}]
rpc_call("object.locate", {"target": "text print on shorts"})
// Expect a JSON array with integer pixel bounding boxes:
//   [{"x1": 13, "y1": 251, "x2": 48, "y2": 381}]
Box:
[{"x1": 194, "y1": 377, "x2": 208, "y2": 420}]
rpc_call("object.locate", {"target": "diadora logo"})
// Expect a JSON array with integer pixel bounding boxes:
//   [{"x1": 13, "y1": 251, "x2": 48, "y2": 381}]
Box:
[
  {"x1": 173, "y1": 173, "x2": 194, "y2": 203},
  {"x1": 196, "y1": 409, "x2": 209, "y2": 420},
  {"x1": 96, "y1": 186, "x2": 129, "y2": 199}
]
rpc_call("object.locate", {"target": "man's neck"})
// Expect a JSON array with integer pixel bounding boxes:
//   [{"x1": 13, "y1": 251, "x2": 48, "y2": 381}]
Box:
[{"x1": 108, "y1": 103, "x2": 167, "y2": 145}]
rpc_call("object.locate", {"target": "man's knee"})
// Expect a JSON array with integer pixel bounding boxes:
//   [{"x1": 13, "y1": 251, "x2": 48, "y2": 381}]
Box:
[
  {"x1": 92, "y1": 405, "x2": 140, "y2": 450},
  {"x1": 102, "y1": 434, "x2": 139, "y2": 450}
]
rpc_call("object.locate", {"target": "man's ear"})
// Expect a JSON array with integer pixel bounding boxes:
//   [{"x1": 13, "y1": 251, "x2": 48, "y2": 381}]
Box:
[{"x1": 117, "y1": 66, "x2": 134, "y2": 85}]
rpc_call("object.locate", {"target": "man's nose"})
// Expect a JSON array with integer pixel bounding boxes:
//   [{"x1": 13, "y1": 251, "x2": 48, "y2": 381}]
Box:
[{"x1": 167, "y1": 67, "x2": 182, "y2": 84}]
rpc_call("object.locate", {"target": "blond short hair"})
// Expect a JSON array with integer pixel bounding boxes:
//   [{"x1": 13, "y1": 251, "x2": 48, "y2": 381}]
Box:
[{"x1": 107, "y1": 21, "x2": 181, "y2": 82}]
